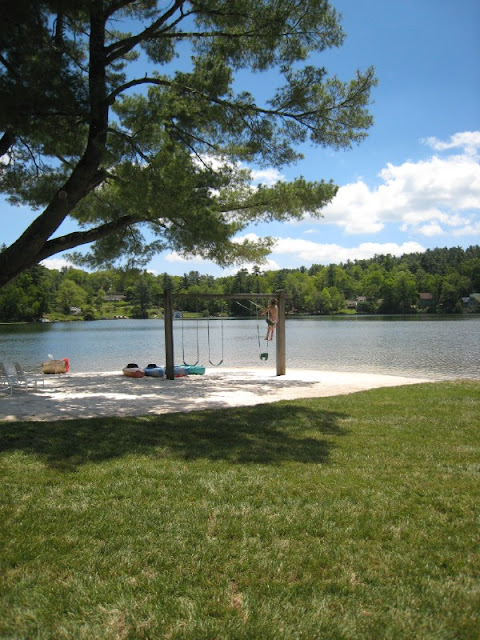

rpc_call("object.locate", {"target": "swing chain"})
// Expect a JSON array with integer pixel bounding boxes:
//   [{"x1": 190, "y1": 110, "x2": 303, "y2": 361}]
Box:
[
  {"x1": 207, "y1": 317, "x2": 224, "y2": 366},
  {"x1": 181, "y1": 314, "x2": 200, "y2": 366}
]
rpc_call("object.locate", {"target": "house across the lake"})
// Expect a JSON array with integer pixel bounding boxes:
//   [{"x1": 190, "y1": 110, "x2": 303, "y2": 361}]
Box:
[
  {"x1": 104, "y1": 294, "x2": 126, "y2": 302},
  {"x1": 418, "y1": 292, "x2": 434, "y2": 309},
  {"x1": 464, "y1": 292, "x2": 480, "y2": 310}
]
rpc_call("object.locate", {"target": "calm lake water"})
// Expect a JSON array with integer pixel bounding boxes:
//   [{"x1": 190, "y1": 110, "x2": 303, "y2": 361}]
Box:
[{"x1": 0, "y1": 316, "x2": 479, "y2": 380}]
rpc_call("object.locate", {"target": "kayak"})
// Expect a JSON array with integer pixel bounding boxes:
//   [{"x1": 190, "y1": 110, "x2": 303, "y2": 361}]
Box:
[
  {"x1": 42, "y1": 359, "x2": 68, "y2": 374},
  {"x1": 173, "y1": 365, "x2": 189, "y2": 377},
  {"x1": 123, "y1": 363, "x2": 145, "y2": 378},
  {"x1": 144, "y1": 364, "x2": 165, "y2": 377},
  {"x1": 185, "y1": 365, "x2": 206, "y2": 375}
]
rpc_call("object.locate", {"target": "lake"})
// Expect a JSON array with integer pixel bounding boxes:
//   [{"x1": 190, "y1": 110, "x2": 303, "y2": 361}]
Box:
[{"x1": 0, "y1": 316, "x2": 479, "y2": 380}]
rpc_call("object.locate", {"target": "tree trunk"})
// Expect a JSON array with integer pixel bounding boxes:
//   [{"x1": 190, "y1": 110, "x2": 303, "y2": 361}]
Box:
[{"x1": 0, "y1": 4, "x2": 109, "y2": 288}]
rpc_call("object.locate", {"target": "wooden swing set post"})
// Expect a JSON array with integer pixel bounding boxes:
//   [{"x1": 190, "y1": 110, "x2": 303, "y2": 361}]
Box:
[
  {"x1": 164, "y1": 289, "x2": 175, "y2": 380},
  {"x1": 163, "y1": 291, "x2": 286, "y2": 380},
  {"x1": 276, "y1": 289, "x2": 286, "y2": 376}
]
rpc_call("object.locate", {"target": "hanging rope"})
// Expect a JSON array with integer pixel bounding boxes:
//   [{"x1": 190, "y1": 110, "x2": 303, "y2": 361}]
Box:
[
  {"x1": 207, "y1": 317, "x2": 224, "y2": 366},
  {"x1": 181, "y1": 316, "x2": 200, "y2": 366},
  {"x1": 235, "y1": 300, "x2": 268, "y2": 361},
  {"x1": 256, "y1": 303, "x2": 269, "y2": 361},
  {"x1": 235, "y1": 299, "x2": 254, "y2": 314}
]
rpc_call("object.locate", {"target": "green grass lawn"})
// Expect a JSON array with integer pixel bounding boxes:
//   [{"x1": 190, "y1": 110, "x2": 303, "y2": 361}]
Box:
[{"x1": 1, "y1": 381, "x2": 479, "y2": 639}]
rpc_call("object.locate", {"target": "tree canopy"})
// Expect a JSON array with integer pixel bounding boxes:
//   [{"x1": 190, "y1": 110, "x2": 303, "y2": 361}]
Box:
[
  {"x1": 2, "y1": 245, "x2": 479, "y2": 323},
  {"x1": 0, "y1": 0, "x2": 376, "y2": 288}
]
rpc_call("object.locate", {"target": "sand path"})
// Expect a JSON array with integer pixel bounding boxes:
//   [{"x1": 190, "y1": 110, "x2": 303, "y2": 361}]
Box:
[{"x1": 0, "y1": 367, "x2": 433, "y2": 422}]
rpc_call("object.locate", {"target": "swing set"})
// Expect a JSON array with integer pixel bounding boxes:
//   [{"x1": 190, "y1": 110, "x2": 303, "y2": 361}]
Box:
[{"x1": 164, "y1": 291, "x2": 286, "y2": 380}]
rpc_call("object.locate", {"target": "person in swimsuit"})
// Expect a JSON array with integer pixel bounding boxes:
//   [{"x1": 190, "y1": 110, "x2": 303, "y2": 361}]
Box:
[{"x1": 261, "y1": 298, "x2": 278, "y2": 340}]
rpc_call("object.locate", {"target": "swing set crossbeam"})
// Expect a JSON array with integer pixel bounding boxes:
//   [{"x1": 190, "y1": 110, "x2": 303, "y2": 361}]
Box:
[
  {"x1": 167, "y1": 293, "x2": 277, "y2": 300},
  {"x1": 163, "y1": 290, "x2": 286, "y2": 380}
]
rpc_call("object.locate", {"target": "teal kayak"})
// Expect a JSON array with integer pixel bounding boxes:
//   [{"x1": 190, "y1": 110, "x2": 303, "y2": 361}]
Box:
[{"x1": 185, "y1": 365, "x2": 206, "y2": 375}]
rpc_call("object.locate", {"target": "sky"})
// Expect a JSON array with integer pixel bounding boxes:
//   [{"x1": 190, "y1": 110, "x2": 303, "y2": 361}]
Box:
[{"x1": 2, "y1": 0, "x2": 480, "y2": 277}]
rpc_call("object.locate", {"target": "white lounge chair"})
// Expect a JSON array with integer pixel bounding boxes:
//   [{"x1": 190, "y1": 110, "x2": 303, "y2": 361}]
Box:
[
  {"x1": 13, "y1": 362, "x2": 38, "y2": 392},
  {"x1": 0, "y1": 362, "x2": 14, "y2": 395}
]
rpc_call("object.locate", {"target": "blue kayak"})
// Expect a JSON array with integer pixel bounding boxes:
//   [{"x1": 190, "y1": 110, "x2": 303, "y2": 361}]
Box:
[{"x1": 144, "y1": 364, "x2": 165, "y2": 377}]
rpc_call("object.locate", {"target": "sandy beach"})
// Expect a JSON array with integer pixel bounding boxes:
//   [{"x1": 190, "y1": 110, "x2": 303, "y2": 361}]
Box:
[{"x1": 0, "y1": 367, "x2": 433, "y2": 422}]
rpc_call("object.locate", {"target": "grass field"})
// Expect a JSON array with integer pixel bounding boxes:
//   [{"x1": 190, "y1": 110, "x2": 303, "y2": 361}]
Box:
[{"x1": 1, "y1": 380, "x2": 479, "y2": 639}]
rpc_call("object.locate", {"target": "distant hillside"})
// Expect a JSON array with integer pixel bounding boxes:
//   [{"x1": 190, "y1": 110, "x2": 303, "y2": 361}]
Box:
[{"x1": 1, "y1": 246, "x2": 479, "y2": 322}]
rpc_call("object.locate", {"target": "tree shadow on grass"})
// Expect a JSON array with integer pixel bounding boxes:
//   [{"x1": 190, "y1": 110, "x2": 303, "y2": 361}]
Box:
[{"x1": 0, "y1": 400, "x2": 349, "y2": 470}]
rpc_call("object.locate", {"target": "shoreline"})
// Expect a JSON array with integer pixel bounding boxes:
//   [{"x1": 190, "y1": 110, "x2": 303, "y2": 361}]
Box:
[{"x1": 0, "y1": 367, "x2": 435, "y2": 423}]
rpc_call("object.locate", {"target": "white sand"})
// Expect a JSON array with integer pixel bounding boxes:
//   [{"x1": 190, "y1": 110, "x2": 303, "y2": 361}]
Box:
[{"x1": 0, "y1": 367, "x2": 433, "y2": 422}]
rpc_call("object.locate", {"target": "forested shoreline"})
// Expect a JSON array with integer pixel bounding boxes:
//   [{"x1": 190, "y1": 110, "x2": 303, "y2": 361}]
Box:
[{"x1": 1, "y1": 246, "x2": 479, "y2": 323}]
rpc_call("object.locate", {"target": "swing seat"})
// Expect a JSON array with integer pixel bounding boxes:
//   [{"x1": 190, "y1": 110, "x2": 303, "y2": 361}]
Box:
[{"x1": 260, "y1": 352, "x2": 269, "y2": 361}]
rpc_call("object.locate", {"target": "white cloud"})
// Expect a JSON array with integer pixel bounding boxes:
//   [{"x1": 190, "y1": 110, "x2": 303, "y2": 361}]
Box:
[
  {"x1": 250, "y1": 168, "x2": 284, "y2": 186},
  {"x1": 268, "y1": 238, "x2": 426, "y2": 266},
  {"x1": 423, "y1": 131, "x2": 480, "y2": 156},
  {"x1": 191, "y1": 154, "x2": 284, "y2": 187},
  {"x1": 164, "y1": 251, "x2": 206, "y2": 264},
  {"x1": 162, "y1": 246, "x2": 280, "y2": 276},
  {"x1": 316, "y1": 132, "x2": 480, "y2": 237},
  {"x1": 41, "y1": 256, "x2": 74, "y2": 270},
  {"x1": 319, "y1": 180, "x2": 386, "y2": 233},
  {"x1": 417, "y1": 223, "x2": 445, "y2": 237},
  {"x1": 237, "y1": 234, "x2": 426, "y2": 265},
  {"x1": 451, "y1": 220, "x2": 480, "y2": 236}
]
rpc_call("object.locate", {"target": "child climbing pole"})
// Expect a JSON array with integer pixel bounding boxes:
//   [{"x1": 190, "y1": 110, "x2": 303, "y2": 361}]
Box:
[{"x1": 261, "y1": 298, "x2": 279, "y2": 341}]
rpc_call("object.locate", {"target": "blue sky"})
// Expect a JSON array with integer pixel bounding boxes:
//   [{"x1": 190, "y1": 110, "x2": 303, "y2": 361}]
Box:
[{"x1": 2, "y1": 0, "x2": 479, "y2": 277}]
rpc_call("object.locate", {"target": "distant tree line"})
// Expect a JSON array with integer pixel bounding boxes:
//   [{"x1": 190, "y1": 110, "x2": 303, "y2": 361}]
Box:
[{"x1": 1, "y1": 246, "x2": 480, "y2": 323}]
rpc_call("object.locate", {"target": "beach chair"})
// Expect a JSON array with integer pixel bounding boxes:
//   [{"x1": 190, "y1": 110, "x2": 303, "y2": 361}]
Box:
[
  {"x1": 0, "y1": 362, "x2": 14, "y2": 395},
  {"x1": 13, "y1": 362, "x2": 38, "y2": 392}
]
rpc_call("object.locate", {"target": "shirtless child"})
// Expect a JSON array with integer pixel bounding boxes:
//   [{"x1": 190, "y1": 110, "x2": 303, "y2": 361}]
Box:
[{"x1": 261, "y1": 298, "x2": 279, "y2": 340}]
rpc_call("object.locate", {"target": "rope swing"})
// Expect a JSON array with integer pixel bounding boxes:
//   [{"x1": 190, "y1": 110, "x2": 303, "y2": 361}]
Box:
[
  {"x1": 256, "y1": 304, "x2": 269, "y2": 361},
  {"x1": 235, "y1": 300, "x2": 269, "y2": 361}
]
